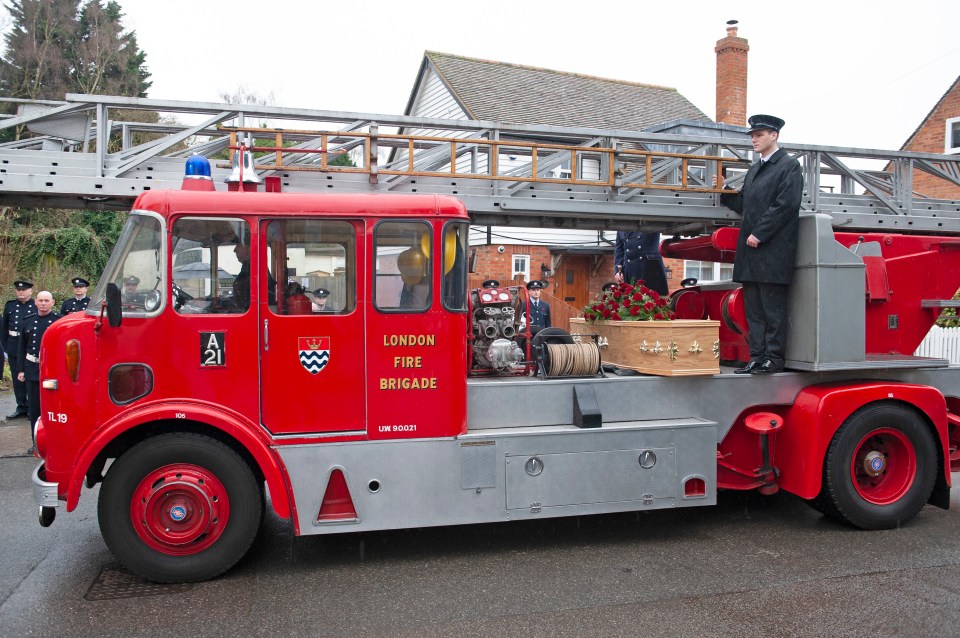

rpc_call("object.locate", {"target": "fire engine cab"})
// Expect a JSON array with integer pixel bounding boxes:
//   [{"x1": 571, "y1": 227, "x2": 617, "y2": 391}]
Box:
[{"x1": 29, "y1": 182, "x2": 960, "y2": 583}]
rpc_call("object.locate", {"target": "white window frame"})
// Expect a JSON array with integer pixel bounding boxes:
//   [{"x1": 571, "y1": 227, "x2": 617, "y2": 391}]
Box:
[
  {"x1": 512, "y1": 254, "x2": 530, "y2": 281},
  {"x1": 580, "y1": 155, "x2": 602, "y2": 181},
  {"x1": 683, "y1": 260, "x2": 733, "y2": 283},
  {"x1": 946, "y1": 116, "x2": 960, "y2": 154}
]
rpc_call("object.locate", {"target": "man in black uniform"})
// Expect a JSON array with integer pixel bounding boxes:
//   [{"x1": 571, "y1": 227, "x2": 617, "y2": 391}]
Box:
[
  {"x1": 232, "y1": 242, "x2": 252, "y2": 311},
  {"x1": 2, "y1": 280, "x2": 36, "y2": 419},
  {"x1": 614, "y1": 232, "x2": 669, "y2": 296},
  {"x1": 524, "y1": 280, "x2": 551, "y2": 329},
  {"x1": 60, "y1": 277, "x2": 91, "y2": 314},
  {"x1": 17, "y1": 290, "x2": 59, "y2": 452},
  {"x1": 311, "y1": 287, "x2": 331, "y2": 312},
  {"x1": 122, "y1": 275, "x2": 141, "y2": 304},
  {"x1": 720, "y1": 114, "x2": 803, "y2": 375}
]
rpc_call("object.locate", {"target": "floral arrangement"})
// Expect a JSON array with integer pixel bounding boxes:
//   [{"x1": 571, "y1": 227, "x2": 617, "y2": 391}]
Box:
[{"x1": 581, "y1": 281, "x2": 673, "y2": 322}]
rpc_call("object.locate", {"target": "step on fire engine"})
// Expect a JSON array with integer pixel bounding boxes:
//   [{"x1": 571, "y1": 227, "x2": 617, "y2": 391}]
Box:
[{"x1": 7, "y1": 95, "x2": 960, "y2": 583}]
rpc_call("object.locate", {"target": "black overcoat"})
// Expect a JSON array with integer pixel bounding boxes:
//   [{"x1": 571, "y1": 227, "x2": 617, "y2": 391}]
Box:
[{"x1": 721, "y1": 148, "x2": 803, "y2": 285}]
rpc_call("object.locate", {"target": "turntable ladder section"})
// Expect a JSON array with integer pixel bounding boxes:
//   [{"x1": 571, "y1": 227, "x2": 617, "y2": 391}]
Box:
[{"x1": 1, "y1": 94, "x2": 959, "y2": 236}]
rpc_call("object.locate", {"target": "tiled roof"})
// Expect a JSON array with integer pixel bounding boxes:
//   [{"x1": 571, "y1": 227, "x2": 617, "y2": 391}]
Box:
[{"x1": 423, "y1": 51, "x2": 711, "y2": 130}]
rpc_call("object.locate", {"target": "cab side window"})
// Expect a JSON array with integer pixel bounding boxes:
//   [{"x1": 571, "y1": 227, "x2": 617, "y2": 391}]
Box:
[
  {"x1": 171, "y1": 218, "x2": 249, "y2": 314},
  {"x1": 374, "y1": 221, "x2": 432, "y2": 312},
  {"x1": 265, "y1": 219, "x2": 356, "y2": 316},
  {"x1": 442, "y1": 222, "x2": 469, "y2": 312}
]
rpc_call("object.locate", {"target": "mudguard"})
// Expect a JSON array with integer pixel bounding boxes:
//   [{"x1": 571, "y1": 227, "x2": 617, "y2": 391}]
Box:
[
  {"x1": 64, "y1": 400, "x2": 292, "y2": 519},
  {"x1": 776, "y1": 382, "x2": 949, "y2": 499}
]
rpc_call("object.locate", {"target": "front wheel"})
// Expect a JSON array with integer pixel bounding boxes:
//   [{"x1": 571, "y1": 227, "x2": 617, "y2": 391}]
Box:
[
  {"x1": 98, "y1": 433, "x2": 263, "y2": 583},
  {"x1": 819, "y1": 403, "x2": 937, "y2": 530}
]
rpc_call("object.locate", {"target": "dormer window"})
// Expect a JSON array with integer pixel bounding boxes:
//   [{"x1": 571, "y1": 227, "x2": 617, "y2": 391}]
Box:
[{"x1": 947, "y1": 117, "x2": 960, "y2": 154}]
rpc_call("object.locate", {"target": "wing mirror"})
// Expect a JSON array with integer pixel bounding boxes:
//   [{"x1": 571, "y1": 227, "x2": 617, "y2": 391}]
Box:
[{"x1": 105, "y1": 283, "x2": 122, "y2": 327}]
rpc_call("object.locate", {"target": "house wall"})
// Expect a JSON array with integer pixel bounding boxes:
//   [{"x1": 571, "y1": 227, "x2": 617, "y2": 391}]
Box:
[
  {"x1": 409, "y1": 66, "x2": 469, "y2": 121},
  {"x1": 902, "y1": 77, "x2": 960, "y2": 199},
  {"x1": 470, "y1": 245, "x2": 685, "y2": 298}
]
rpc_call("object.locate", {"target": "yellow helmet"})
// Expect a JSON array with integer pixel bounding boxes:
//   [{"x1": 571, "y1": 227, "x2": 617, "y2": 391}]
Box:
[
  {"x1": 443, "y1": 226, "x2": 458, "y2": 275},
  {"x1": 398, "y1": 247, "x2": 426, "y2": 285}
]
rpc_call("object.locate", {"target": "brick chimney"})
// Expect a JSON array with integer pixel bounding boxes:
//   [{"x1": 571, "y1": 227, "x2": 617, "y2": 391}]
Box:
[{"x1": 715, "y1": 20, "x2": 749, "y2": 126}]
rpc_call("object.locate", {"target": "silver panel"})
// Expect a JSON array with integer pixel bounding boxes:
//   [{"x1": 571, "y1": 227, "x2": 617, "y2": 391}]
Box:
[
  {"x1": 786, "y1": 213, "x2": 867, "y2": 370},
  {"x1": 505, "y1": 447, "x2": 675, "y2": 510},
  {"x1": 466, "y1": 364, "x2": 960, "y2": 443},
  {"x1": 278, "y1": 418, "x2": 717, "y2": 536},
  {"x1": 460, "y1": 441, "x2": 497, "y2": 489}
]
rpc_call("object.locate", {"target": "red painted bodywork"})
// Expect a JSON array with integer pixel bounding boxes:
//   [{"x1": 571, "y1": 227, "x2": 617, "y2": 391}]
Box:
[
  {"x1": 717, "y1": 383, "x2": 951, "y2": 498},
  {"x1": 832, "y1": 233, "x2": 960, "y2": 355},
  {"x1": 775, "y1": 382, "x2": 948, "y2": 499},
  {"x1": 37, "y1": 191, "x2": 470, "y2": 517}
]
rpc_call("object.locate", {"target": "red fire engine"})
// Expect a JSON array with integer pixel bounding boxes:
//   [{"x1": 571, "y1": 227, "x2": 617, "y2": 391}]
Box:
[{"x1": 29, "y1": 178, "x2": 960, "y2": 583}]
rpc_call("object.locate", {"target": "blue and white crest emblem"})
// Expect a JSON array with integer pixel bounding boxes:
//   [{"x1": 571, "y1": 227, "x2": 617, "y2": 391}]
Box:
[{"x1": 298, "y1": 336, "x2": 330, "y2": 375}]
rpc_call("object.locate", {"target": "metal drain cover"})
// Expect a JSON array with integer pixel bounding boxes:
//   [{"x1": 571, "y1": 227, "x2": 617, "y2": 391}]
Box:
[{"x1": 84, "y1": 563, "x2": 193, "y2": 601}]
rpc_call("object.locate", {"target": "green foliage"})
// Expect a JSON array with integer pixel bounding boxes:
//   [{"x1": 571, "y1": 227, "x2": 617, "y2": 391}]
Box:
[
  {"x1": 1, "y1": 208, "x2": 126, "y2": 294},
  {"x1": 936, "y1": 288, "x2": 960, "y2": 328},
  {"x1": 329, "y1": 151, "x2": 357, "y2": 167}
]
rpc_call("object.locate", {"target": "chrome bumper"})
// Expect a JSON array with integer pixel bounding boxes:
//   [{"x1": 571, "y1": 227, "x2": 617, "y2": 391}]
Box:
[{"x1": 32, "y1": 462, "x2": 60, "y2": 509}]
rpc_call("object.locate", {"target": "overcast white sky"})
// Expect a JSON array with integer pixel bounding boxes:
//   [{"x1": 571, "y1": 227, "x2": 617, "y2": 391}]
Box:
[{"x1": 4, "y1": 0, "x2": 960, "y2": 152}]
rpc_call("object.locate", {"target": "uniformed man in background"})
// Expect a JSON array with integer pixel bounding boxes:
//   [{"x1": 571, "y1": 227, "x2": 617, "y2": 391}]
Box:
[
  {"x1": 311, "y1": 287, "x2": 331, "y2": 312},
  {"x1": 122, "y1": 275, "x2": 141, "y2": 304},
  {"x1": 60, "y1": 277, "x2": 91, "y2": 314},
  {"x1": 614, "y1": 231, "x2": 669, "y2": 296},
  {"x1": 525, "y1": 280, "x2": 552, "y2": 329},
  {"x1": 17, "y1": 290, "x2": 59, "y2": 453},
  {"x1": 2, "y1": 280, "x2": 36, "y2": 419}
]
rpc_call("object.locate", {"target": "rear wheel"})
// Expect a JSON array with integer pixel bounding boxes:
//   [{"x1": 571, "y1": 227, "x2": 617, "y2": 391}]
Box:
[
  {"x1": 819, "y1": 403, "x2": 937, "y2": 529},
  {"x1": 98, "y1": 432, "x2": 262, "y2": 582}
]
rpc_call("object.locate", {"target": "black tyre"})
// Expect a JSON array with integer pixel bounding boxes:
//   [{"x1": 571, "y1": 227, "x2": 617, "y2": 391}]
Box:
[
  {"x1": 819, "y1": 402, "x2": 937, "y2": 530},
  {"x1": 98, "y1": 432, "x2": 263, "y2": 582}
]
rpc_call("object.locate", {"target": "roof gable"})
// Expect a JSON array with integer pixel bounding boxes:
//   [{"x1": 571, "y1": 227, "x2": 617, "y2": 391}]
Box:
[
  {"x1": 899, "y1": 74, "x2": 960, "y2": 152},
  {"x1": 417, "y1": 51, "x2": 710, "y2": 130}
]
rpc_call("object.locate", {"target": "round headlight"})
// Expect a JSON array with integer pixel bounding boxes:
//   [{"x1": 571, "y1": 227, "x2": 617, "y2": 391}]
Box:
[{"x1": 144, "y1": 290, "x2": 162, "y2": 312}]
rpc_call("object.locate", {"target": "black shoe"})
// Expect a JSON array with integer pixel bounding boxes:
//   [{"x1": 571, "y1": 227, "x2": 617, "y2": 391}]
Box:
[
  {"x1": 734, "y1": 360, "x2": 761, "y2": 374},
  {"x1": 26, "y1": 446, "x2": 36, "y2": 456},
  {"x1": 5, "y1": 409, "x2": 27, "y2": 420},
  {"x1": 751, "y1": 359, "x2": 784, "y2": 375}
]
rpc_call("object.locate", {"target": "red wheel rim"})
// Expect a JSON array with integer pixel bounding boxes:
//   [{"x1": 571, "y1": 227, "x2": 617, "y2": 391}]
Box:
[
  {"x1": 130, "y1": 463, "x2": 230, "y2": 555},
  {"x1": 850, "y1": 427, "x2": 916, "y2": 505}
]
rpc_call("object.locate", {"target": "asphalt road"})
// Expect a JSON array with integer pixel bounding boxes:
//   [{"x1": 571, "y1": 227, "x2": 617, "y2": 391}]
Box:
[{"x1": 2, "y1": 451, "x2": 960, "y2": 638}]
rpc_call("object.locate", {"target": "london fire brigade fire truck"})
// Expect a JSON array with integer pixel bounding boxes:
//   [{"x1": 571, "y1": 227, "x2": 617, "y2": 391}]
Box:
[{"x1": 14, "y1": 95, "x2": 960, "y2": 583}]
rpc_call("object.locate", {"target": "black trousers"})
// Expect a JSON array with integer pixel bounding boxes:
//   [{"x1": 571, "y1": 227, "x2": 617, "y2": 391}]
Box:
[
  {"x1": 9, "y1": 355, "x2": 27, "y2": 411},
  {"x1": 741, "y1": 282, "x2": 790, "y2": 367},
  {"x1": 26, "y1": 379, "x2": 39, "y2": 444}
]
